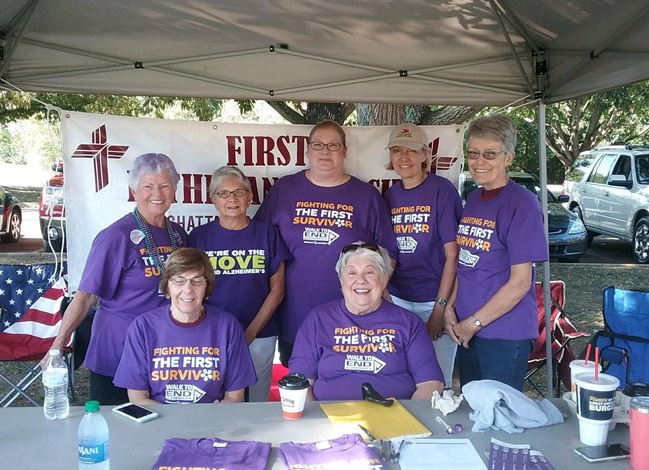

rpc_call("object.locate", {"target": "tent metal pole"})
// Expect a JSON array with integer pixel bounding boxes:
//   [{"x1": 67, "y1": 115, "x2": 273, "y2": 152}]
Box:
[
  {"x1": 538, "y1": 102, "x2": 554, "y2": 396},
  {"x1": 488, "y1": 0, "x2": 534, "y2": 95},
  {"x1": 0, "y1": 0, "x2": 40, "y2": 77},
  {"x1": 274, "y1": 72, "x2": 525, "y2": 97}
]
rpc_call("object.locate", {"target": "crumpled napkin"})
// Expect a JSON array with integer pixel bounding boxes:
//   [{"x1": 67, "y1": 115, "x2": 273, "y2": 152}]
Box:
[{"x1": 431, "y1": 389, "x2": 464, "y2": 415}]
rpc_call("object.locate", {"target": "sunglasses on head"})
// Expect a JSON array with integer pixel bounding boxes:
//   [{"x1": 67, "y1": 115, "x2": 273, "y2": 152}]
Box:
[{"x1": 341, "y1": 242, "x2": 381, "y2": 254}]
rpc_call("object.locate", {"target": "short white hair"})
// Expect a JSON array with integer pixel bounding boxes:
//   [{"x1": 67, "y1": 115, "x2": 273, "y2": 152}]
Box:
[{"x1": 335, "y1": 242, "x2": 392, "y2": 279}]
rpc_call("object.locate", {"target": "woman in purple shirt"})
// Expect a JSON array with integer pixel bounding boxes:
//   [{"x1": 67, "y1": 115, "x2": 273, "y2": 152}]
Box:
[
  {"x1": 383, "y1": 123, "x2": 462, "y2": 388},
  {"x1": 114, "y1": 248, "x2": 256, "y2": 404},
  {"x1": 45, "y1": 153, "x2": 187, "y2": 404},
  {"x1": 290, "y1": 242, "x2": 444, "y2": 401},
  {"x1": 254, "y1": 120, "x2": 397, "y2": 367},
  {"x1": 445, "y1": 115, "x2": 548, "y2": 391}
]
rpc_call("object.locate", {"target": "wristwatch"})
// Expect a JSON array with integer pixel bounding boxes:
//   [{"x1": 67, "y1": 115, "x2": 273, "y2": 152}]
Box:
[
  {"x1": 436, "y1": 298, "x2": 448, "y2": 307},
  {"x1": 472, "y1": 315, "x2": 483, "y2": 328}
]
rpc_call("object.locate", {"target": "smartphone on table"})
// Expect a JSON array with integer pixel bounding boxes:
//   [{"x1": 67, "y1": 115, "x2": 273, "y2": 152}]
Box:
[
  {"x1": 574, "y1": 444, "x2": 630, "y2": 463},
  {"x1": 112, "y1": 402, "x2": 159, "y2": 423}
]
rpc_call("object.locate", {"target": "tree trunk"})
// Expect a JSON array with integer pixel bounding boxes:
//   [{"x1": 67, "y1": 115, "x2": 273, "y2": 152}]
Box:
[{"x1": 356, "y1": 103, "x2": 406, "y2": 126}]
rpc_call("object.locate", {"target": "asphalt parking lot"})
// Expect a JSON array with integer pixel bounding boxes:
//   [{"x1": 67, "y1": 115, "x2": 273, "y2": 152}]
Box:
[{"x1": 578, "y1": 236, "x2": 636, "y2": 264}]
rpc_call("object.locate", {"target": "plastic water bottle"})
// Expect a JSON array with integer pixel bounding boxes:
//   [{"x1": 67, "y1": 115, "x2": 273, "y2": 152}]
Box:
[
  {"x1": 42, "y1": 349, "x2": 69, "y2": 420},
  {"x1": 78, "y1": 401, "x2": 110, "y2": 469}
]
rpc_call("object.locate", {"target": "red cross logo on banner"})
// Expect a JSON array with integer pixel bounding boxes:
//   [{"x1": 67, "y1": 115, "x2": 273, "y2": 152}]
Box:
[
  {"x1": 427, "y1": 137, "x2": 458, "y2": 173},
  {"x1": 71, "y1": 125, "x2": 129, "y2": 192}
]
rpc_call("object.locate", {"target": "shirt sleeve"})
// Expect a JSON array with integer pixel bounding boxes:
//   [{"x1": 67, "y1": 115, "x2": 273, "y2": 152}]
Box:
[
  {"x1": 78, "y1": 225, "x2": 131, "y2": 300},
  {"x1": 113, "y1": 320, "x2": 151, "y2": 392},
  {"x1": 268, "y1": 223, "x2": 291, "y2": 275},
  {"x1": 288, "y1": 312, "x2": 320, "y2": 380},
  {"x1": 370, "y1": 191, "x2": 399, "y2": 260},
  {"x1": 436, "y1": 180, "x2": 462, "y2": 244},
  {"x1": 405, "y1": 317, "x2": 444, "y2": 385},
  {"x1": 223, "y1": 317, "x2": 258, "y2": 392},
  {"x1": 504, "y1": 195, "x2": 549, "y2": 265}
]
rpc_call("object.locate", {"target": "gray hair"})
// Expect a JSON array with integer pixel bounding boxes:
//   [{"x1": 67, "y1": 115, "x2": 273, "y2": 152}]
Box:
[
  {"x1": 209, "y1": 166, "x2": 252, "y2": 198},
  {"x1": 335, "y1": 243, "x2": 393, "y2": 279},
  {"x1": 128, "y1": 153, "x2": 180, "y2": 191},
  {"x1": 466, "y1": 115, "x2": 517, "y2": 154}
]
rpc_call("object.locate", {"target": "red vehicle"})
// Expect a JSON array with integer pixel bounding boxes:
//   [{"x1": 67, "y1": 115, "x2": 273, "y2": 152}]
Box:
[{"x1": 38, "y1": 160, "x2": 66, "y2": 251}]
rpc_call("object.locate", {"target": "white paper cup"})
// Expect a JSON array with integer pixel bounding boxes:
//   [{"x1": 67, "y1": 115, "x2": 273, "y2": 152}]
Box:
[
  {"x1": 569, "y1": 360, "x2": 602, "y2": 402},
  {"x1": 577, "y1": 416, "x2": 611, "y2": 446},
  {"x1": 574, "y1": 372, "x2": 619, "y2": 446},
  {"x1": 278, "y1": 373, "x2": 309, "y2": 420}
]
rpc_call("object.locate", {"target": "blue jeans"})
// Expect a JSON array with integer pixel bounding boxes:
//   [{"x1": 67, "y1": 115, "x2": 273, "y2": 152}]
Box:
[{"x1": 457, "y1": 336, "x2": 533, "y2": 391}]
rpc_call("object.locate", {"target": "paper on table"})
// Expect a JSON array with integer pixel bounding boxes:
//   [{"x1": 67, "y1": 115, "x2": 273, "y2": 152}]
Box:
[
  {"x1": 320, "y1": 400, "x2": 431, "y2": 440},
  {"x1": 397, "y1": 438, "x2": 487, "y2": 470}
]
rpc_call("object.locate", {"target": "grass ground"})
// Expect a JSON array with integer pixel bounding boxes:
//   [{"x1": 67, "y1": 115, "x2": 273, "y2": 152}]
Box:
[{"x1": 1, "y1": 263, "x2": 646, "y2": 407}]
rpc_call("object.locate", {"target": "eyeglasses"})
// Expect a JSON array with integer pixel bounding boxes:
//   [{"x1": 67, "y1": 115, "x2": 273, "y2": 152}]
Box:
[
  {"x1": 341, "y1": 242, "x2": 381, "y2": 254},
  {"x1": 214, "y1": 189, "x2": 249, "y2": 199},
  {"x1": 466, "y1": 149, "x2": 506, "y2": 160},
  {"x1": 169, "y1": 276, "x2": 207, "y2": 287},
  {"x1": 309, "y1": 142, "x2": 344, "y2": 152}
]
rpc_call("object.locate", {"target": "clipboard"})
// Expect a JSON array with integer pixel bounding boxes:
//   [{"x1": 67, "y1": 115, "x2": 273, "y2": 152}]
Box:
[{"x1": 320, "y1": 400, "x2": 431, "y2": 440}]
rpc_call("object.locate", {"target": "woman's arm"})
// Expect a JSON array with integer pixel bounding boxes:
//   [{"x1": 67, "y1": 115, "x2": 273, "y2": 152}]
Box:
[
  {"x1": 221, "y1": 389, "x2": 245, "y2": 403},
  {"x1": 411, "y1": 380, "x2": 444, "y2": 400},
  {"x1": 128, "y1": 389, "x2": 158, "y2": 405},
  {"x1": 443, "y1": 279, "x2": 460, "y2": 343},
  {"x1": 427, "y1": 240, "x2": 458, "y2": 340},
  {"x1": 305, "y1": 378, "x2": 316, "y2": 401},
  {"x1": 453, "y1": 262, "x2": 533, "y2": 348},
  {"x1": 244, "y1": 263, "x2": 286, "y2": 344},
  {"x1": 41, "y1": 290, "x2": 98, "y2": 367}
]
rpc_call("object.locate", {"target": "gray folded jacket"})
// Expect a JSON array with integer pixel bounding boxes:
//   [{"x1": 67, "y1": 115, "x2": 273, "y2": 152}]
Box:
[{"x1": 463, "y1": 380, "x2": 564, "y2": 433}]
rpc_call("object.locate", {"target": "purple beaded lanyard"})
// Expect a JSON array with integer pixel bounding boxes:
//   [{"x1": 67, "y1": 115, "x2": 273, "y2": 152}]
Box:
[{"x1": 133, "y1": 208, "x2": 179, "y2": 271}]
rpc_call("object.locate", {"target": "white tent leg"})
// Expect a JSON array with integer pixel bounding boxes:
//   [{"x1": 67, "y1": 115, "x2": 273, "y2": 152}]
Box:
[{"x1": 538, "y1": 102, "x2": 554, "y2": 396}]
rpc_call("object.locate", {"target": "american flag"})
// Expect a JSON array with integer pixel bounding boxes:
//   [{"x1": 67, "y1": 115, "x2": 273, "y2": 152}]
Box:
[{"x1": 0, "y1": 264, "x2": 67, "y2": 361}]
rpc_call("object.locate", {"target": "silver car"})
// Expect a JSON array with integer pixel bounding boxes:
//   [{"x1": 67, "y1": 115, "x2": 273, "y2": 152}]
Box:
[{"x1": 567, "y1": 145, "x2": 649, "y2": 264}]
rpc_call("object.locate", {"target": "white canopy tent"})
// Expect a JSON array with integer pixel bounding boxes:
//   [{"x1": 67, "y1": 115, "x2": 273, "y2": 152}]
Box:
[{"x1": 3, "y1": 0, "x2": 649, "y2": 395}]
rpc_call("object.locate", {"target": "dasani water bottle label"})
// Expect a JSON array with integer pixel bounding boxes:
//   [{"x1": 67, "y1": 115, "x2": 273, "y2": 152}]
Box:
[{"x1": 79, "y1": 442, "x2": 109, "y2": 464}]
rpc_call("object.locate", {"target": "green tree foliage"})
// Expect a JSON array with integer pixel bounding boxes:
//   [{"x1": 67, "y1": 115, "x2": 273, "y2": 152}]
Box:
[
  {"x1": 0, "y1": 124, "x2": 22, "y2": 163},
  {"x1": 0, "y1": 91, "x2": 235, "y2": 123},
  {"x1": 506, "y1": 108, "x2": 565, "y2": 184},
  {"x1": 544, "y1": 81, "x2": 649, "y2": 170}
]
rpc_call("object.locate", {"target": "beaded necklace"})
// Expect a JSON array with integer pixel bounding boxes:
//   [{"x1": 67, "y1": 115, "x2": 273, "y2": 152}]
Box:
[{"x1": 133, "y1": 208, "x2": 179, "y2": 271}]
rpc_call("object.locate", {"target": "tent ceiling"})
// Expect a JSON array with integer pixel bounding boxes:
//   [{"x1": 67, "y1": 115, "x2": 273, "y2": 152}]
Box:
[{"x1": 2, "y1": 0, "x2": 649, "y2": 105}]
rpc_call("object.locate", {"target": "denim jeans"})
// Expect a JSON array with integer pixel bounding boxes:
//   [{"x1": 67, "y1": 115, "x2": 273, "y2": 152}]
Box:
[{"x1": 457, "y1": 336, "x2": 533, "y2": 391}]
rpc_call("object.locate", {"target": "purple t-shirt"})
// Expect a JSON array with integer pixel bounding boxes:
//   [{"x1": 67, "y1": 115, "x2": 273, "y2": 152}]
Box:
[
  {"x1": 456, "y1": 180, "x2": 548, "y2": 340},
  {"x1": 113, "y1": 304, "x2": 256, "y2": 403},
  {"x1": 188, "y1": 219, "x2": 289, "y2": 337},
  {"x1": 279, "y1": 434, "x2": 384, "y2": 470},
  {"x1": 80, "y1": 213, "x2": 187, "y2": 376},
  {"x1": 290, "y1": 299, "x2": 442, "y2": 401},
  {"x1": 151, "y1": 437, "x2": 271, "y2": 470},
  {"x1": 254, "y1": 171, "x2": 398, "y2": 343},
  {"x1": 384, "y1": 173, "x2": 461, "y2": 302}
]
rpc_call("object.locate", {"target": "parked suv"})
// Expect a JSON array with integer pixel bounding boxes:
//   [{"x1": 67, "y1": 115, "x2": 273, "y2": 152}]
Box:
[
  {"x1": 566, "y1": 145, "x2": 649, "y2": 263},
  {"x1": 38, "y1": 160, "x2": 66, "y2": 251},
  {"x1": 460, "y1": 171, "x2": 587, "y2": 262}
]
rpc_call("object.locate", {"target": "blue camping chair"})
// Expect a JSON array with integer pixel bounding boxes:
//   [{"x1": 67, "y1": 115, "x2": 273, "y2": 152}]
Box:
[{"x1": 590, "y1": 286, "x2": 649, "y2": 388}]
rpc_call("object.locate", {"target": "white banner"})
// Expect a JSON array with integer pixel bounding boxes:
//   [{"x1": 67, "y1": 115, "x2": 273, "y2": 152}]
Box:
[{"x1": 61, "y1": 111, "x2": 464, "y2": 291}]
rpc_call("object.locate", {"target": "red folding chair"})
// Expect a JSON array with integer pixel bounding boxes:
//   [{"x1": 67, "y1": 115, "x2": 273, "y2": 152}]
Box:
[{"x1": 526, "y1": 280, "x2": 589, "y2": 397}]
